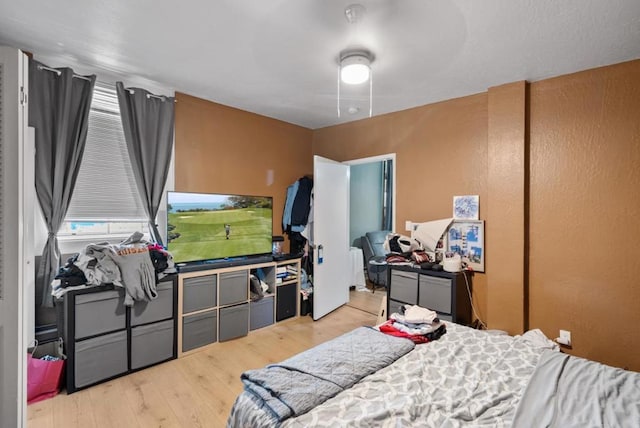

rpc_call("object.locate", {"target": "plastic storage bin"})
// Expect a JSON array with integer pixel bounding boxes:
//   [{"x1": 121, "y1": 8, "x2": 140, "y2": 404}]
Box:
[
  {"x1": 389, "y1": 270, "x2": 418, "y2": 303},
  {"x1": 131, "y1": 280, "x2": 174, "y2": 326},
  {"x1": 219, "y1": 303, "x2": 249, "y2": 341},
  {"x1": 250, "y1": 297, "x2": 274, "y2": 330},
  {"x1": 418, "y1": 275, "x2": 452, "y2": 314},
  {"x1": 131, "y1": 319, "x2": 174, "y2": 369},
  {"x1": 74, "y1": 289, "x2": 126, "y2": 339},
  {"x1": 182, "y1": 310, "x2": 217, "y2": 352},
  {"x1": 74, "y1": 330, "x2": 127, "y2": 388},
  {"x1": 219, "y1": 271, "x2": 249, "y2": 306},
  {"x1": 182, "y1": 275, "x2": 217, "y2": 313}
]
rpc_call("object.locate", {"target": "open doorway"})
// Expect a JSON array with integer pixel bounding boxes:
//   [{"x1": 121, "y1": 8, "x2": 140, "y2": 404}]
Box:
[{"x1": 344, "y1": 153, "x2": 395, "y2": 315}]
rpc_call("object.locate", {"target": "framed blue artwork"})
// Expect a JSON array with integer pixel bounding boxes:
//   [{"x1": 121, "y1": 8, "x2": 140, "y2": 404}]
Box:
[
  {"x1": 445, "y1": 219, "x2": 484, "y2": 272},
  {"x1": 453, "y1": 195, "x2": 479, "y2": 220}
]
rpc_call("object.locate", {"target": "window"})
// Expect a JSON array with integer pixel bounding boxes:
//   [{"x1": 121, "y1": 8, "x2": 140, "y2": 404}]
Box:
[{"x1": 61, "y1": 82, "x2": 148, "y2": 239}]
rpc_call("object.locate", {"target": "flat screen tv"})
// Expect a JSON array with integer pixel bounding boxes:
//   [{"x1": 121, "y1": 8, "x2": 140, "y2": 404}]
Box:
[{"x1": 166, "y1": 191, "x2": 273, "y2": 264}]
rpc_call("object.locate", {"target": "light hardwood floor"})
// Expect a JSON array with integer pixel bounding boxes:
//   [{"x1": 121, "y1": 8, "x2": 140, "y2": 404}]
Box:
[
  {"x1": 27, "y1": 304, "x2": 378, "y2": 428},
  {"x1": 346, "y1": 285, "x2": 386, "y2": 317}
]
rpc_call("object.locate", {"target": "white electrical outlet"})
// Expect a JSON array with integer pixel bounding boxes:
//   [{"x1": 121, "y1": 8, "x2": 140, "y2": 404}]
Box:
[
  {"x1": 405, "y1": 220, "x2": 413, "y2": 231},
  {"x1": 557, "y1": 329, "x2": 572, "y2": 346}
]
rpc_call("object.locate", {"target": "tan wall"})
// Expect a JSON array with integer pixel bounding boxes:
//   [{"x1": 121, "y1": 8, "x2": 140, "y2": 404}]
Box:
[
  {"x1": 312, "y1": 94, "x2": 490, "y2": 325},
  {"x1": 174, "y1": 93, "x2": 313, "y2": 249},
  {"x1": 528, "y1": 60, "x2": 640, "y2": 370},
  {"x1": 173, "y1": 59, "x2": 640, "y2": 370},
  {"x1": 486, "y1": 82, "x2": 527, "y2": 334}
]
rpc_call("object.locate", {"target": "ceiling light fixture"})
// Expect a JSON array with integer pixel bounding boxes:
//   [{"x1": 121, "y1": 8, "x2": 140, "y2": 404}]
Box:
[
  {"x1": 337, "y1": 49, "x2": 374, "y2": 118},
  {"x1": 337, "y1": 4, "x2": 374, "y2": 119},
  {"x1": 340, "y1": 50, "x2": 371, "y2": 85}
]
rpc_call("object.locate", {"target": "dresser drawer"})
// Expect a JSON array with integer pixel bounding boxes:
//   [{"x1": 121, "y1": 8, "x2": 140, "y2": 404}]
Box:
[
  {"x1": 438, "y1": 313, "x2": 453, "y2": 322},
  {"x1": 182, "y1": 275, "x2": 217, "y2": 313},
  {"x1": 389, "y1": 270, "x2": 418, "y2": 304},
  {"x1": 219, "y1": 270, "x2": 249, "y2": 306},
  {"x1": 250, "y1": 296, "x2": 274, "y2": 331},
  {"x1": 131, "y1": 319, "x2": 174, "y2": 369},
  {"x1": 74, "y1": 289, "x2": 126, "y2": 339},
  {"x1": 219, "y1": 303, "x2": 249, "y2": 341},
  {"x1": 131, "y1": 280, "x2": 174, "y2": 326},
  {"x1": 388, "y1": 299, "x2": 406, "y2": 318},
  {"x1": 74, "y1": 330, "x2": 128, "y2": 388},
  {"x1": 182, "y1": 310, "x2": 217, "y2": 352},
  {"x1": 418, "y1": 275, "x2": 452, "y2": 314}
]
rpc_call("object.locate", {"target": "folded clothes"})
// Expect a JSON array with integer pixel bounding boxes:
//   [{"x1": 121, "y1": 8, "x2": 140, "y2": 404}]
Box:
[
  {"x1": 390, "y1": 312, "x2": 440, "y2": 329},
  {"x1": 403, "y1": 304, "x2": 438, "y2": 324},
  {"x1": 378, "y1": 320, "x2": 447, "y2": 344},
  {"x1": 388, "y1": 318, "x2": 444, "y2": 335}
]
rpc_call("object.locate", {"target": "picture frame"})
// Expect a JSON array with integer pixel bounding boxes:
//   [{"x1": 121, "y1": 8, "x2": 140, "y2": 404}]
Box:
[
  {"x1": 445, "y1": 219, "x2": 485, "y2": 272},
  {"x1": 453, "y1": 195, "x2": 479, "y2": 220}
]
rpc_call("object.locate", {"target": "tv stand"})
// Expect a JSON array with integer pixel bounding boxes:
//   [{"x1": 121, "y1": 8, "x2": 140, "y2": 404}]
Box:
[
  {"x1": 177, "y1": 254, "x2": 274, "y2": 273},
  {"x1": 178, "y1": 257, "x2": 301, "y2": 356}
]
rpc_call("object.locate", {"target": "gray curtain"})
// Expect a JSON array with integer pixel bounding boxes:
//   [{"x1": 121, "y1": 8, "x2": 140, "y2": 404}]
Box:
[
  {"x1": 29, "y1": 60, "x2": 96, "y2": 307},
  {"x1": 116, "y1": 82, "x2": 174, "y2": 245}
]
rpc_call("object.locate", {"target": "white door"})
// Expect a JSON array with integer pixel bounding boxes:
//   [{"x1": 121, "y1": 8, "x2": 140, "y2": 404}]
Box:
[
  {"x1": 312, "y1": 155, "x2": 350, "y2": 320},
  {"x1": 0, "y1": 46, "x2": 29, "y2": 428}
]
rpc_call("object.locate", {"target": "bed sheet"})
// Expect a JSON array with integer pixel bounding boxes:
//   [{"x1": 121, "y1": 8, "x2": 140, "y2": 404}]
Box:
[
  {"x1": 511, "y1": 349, "x2": 640, "y2": 427},
  {"x1": 227, "y1": 323, "x2": 556, "y2": 427}
]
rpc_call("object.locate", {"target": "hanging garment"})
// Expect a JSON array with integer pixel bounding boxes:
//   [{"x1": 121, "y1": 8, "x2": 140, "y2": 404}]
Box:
[
  {"x1": 282, "y1": 180, "x2": 300, "y2": 232},
  {"x1": 291, "y1": 176, "x2": 313, "y2": 229}
]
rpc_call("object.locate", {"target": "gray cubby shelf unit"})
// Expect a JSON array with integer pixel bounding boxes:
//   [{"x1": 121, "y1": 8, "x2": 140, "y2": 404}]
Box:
[
  {"x1": 60, "y1": 274, "x2": 178, "y2": 394},
  {"x1": 178, "y1": 258, "x2": 301, "y2": 357},
  {"x1": 387, "y1": 265, "x2": 472, "y2": 325}
]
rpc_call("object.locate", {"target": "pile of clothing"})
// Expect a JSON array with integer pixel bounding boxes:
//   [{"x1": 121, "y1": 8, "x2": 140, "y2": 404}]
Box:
[
  {"x1": 378, "y1": 304, "x2": 446, "y2": 344},
  {"x1": 52, "y1": 232, "x2": 176, "y2": 306}
]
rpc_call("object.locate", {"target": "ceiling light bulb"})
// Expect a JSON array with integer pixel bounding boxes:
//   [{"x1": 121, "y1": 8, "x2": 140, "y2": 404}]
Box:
[
  {"x1": 341, "y1": 63, "x2": 369, "y2": 84},
  {"x1": 340, "y1": 52, "x2": 371, "y2": 84}
]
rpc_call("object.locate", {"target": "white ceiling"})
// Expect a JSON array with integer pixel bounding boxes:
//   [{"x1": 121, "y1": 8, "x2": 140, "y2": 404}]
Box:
[{"x1": 1, "y1": 0, "x2": 639, "y2": 129}]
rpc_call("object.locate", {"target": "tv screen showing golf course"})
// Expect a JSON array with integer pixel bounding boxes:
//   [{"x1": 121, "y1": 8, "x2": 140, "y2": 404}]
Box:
[{"x1": 167, "y1": 191, "x2": 273, "y2": 263}]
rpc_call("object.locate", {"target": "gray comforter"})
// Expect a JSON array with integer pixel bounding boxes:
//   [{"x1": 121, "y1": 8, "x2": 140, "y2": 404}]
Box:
[
  {"x1": 240, "y1": 326, "x2": 415, "y2": 421},
  {"x1": 511, "y1": 350, "x2": 640, "y2": 427},
  {"x1": 228, "y1": 324, "x2": 558, "y2": 427}
]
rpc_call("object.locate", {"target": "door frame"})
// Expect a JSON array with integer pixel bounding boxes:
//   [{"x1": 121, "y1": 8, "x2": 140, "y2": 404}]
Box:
[{"x1": 0, "y1": 46, "x2": 30, "y2": 428}]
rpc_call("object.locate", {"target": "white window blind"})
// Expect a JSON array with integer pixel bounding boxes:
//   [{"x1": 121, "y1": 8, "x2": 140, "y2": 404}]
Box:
[{"x1": 65, "y1": 82, "x2": 147, "y2": 221}]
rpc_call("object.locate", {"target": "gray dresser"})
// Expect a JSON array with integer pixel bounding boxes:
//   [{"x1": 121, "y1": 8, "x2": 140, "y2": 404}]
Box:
[
  {"x1": 387, "y1": 266, "x2": 472, "y2": 325},
  {"x1": 60, "y1": 275, "x2": 177, "y2": 393}
]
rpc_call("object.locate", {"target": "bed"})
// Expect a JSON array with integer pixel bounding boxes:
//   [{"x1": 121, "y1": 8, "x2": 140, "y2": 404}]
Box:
[{"x1": 227, "y1": 322, "x2": 640, "y2": 427}]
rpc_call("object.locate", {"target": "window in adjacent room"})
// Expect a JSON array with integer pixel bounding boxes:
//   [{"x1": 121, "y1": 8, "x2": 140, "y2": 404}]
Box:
[{"x1": 61, "y1": 82, "x2": 148, "y2": 240}]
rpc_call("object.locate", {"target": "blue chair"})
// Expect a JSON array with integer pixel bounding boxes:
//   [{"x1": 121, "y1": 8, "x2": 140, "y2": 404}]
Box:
[{"x1": 361, "y1": 230, "x2": 390, "y2": 291}]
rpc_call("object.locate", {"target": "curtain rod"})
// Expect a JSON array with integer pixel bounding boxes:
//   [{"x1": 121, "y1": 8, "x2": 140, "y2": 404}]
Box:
[
  {"x1": 126, "y1": 88, "x2": 176, "y2": 102},
  {"x1": 37, "y1": 64, "x2": 92, "y2": 81},
  {"x1": 37, "y1": 64, "x2": 176, "y2": 102}
]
